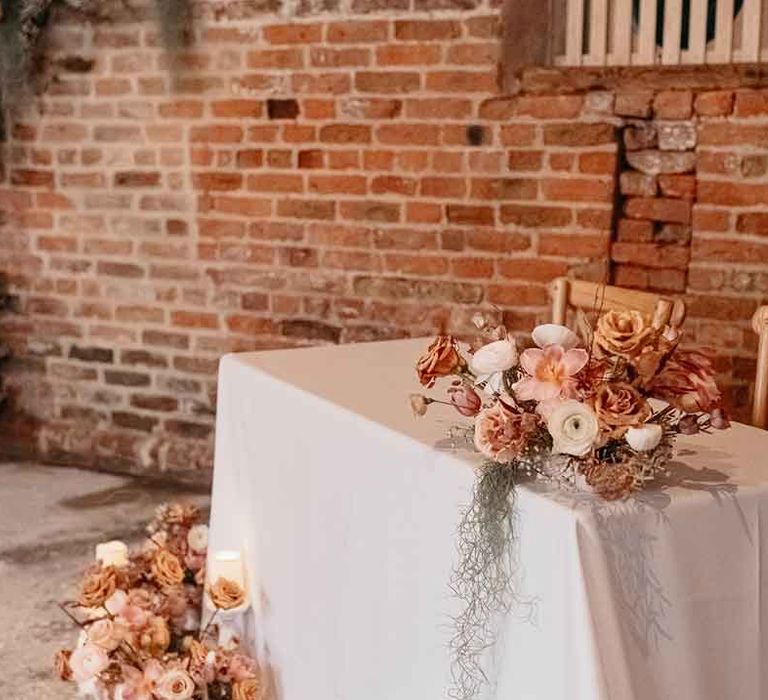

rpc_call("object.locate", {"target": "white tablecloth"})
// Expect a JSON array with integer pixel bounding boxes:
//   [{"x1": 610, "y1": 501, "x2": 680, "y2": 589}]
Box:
[{"x1": 208, "y1": 338, "x2": 768, "y2": 700}]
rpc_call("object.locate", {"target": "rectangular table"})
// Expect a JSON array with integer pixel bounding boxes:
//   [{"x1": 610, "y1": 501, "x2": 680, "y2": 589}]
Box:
[{"x1": 208, "y1": 338, "x2": 768, "y2": 700}]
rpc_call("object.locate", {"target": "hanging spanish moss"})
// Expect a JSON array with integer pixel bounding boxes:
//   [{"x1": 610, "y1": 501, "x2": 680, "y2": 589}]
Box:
[{"x1": 449, "y1": 461, "x2": 518, "y2": 700}]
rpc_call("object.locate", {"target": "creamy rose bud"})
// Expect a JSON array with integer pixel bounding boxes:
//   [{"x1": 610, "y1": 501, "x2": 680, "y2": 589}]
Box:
[
  {"x1": 470, "y1": 338, "x2": 518, "y2": 376},
  {"x1": 69, "y1": 643, "x2": 109, "y2": 683},
  {"x1": 154, "y1": 669, "x2": 196, "y2": 700},
  {"x1": 87, "y1": 618, "x2": 124, "y2": 651},
  {"x1": 625, "y1": 424, "x2": 663, "y2": 452},
  {"x1": 187, "y1": 524, "x2": 209, "y2": 554}
]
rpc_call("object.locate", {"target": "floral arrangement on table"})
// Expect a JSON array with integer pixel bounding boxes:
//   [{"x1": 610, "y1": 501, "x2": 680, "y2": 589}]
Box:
[
  {"x1": 410, "y1": 309, "x2": 728, "y2": 699},
  {"x1": 54, "y1": 503, "x2": 263, "y2": 700}
]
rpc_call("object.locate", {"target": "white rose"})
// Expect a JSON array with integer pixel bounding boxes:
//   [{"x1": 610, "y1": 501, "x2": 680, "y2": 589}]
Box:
[
  {"x1": 187, "y1": 524, "x2": 209, "y2": 553},
  {"x1": 625, "y1": 423, "x2": 662, "y2": 452},
  {"x1": 531, "y1": 323, "x2": 581, "y2": 349},
  {"x1": 470, "y1": 338, "x2": 518, "y2": 394},
  {"x1": 547, "y1": 400, "x2": 599, "y2": 457}
]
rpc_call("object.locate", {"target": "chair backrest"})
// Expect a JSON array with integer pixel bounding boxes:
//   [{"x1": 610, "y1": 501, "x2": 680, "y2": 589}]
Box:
[
  {"x1": 550, "y1": 278, "x2": 687, "y2": 330},
  {"x1": 752, "y1": 306, "x2": 768, "y2": 429}
]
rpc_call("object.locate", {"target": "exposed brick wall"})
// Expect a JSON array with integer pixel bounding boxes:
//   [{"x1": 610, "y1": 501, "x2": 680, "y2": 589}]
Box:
[{"x1": 0, "y1": 1, "x2": 764, "y2": 479}]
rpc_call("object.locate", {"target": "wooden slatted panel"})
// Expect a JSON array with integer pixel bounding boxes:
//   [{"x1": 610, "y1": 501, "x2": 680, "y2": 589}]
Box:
[
  {"x1": 711, "y1": 0, "x2": 735, "y2": 62},
  {"x1": 588, "y1": 0, "x2": 609, "y2": 64},
  {"x1": 662, "y1": 0, "x2": 684, "y2": 64},
  {"x1": 684, "y1": 0, "x2": 708, "y2": 63},
  {"x1": 611, "y1": 0, "x2": 633, "y2": 65},
  {"x1": 636, "y1": 0, "x2": 659, "y2": 64},
  {"x1": 741, "y1": 0, "x2": 763, "y2": 61},
  {"x1": 565, "y1": 0, "x2": 585, "y2": 65}
]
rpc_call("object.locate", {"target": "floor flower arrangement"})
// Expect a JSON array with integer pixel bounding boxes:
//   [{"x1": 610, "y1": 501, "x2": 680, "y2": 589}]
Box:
[
  {"x1": 54, "y1": 504, "x2": 262, "y2": 700},
  {"x1": 411, "y1": 309, "x2": 728, "y2": 699}
]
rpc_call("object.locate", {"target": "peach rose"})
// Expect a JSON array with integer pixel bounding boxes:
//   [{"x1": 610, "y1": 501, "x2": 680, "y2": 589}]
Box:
[
  {"x1": 69, "y1": 643, "x2": 109, "y2": 683},
  {"x1": 233, "y1": 678, "x2": 263, "y2": 700},
  {"x1": 474, "y1": 402, "x2": 538, "y2": 462},
  {"x1": 594, "y1": 310, "x2": 655, "y2": 359},
  {"x1": 154, "y1": 668, "x2": 196, "y2": 700},
  {"x1": 54, "y1": 649, "x2": 73, "y2": 681},
  {"x1": 593, "y1": 383, "x2": 652, "y2": 438},
  {"x1": 208, "y1": 577, "x2": 246, "y2": 610},
  {"x1": 140, "y1": 616, "x2": 171, "y2": 657},
  {"x1": 78, "y1": 566, "x2": 118, "y2": 609},
  {"x1": 151, "y1": 550, "x2": 185, "y2": 589},
  {"x1": 87, "y1": 618, "x2": 125, "y2": 651},
  {"x1": 416, "y1": 336, "x2": 465, "y2": 387}
]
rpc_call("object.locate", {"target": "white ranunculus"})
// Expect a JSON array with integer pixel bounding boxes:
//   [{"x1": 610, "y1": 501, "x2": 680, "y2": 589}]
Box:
[
  {"x1": 625, "y1": 423, "x2": 662, "y2": 452},
  {"x1": 547, "y1": 400, "x2": 599, "y2": 457},
  {"x1": 470, "y1": 338, "x2": 518, "y2": 394},
  {"x1": 187, "y1": 524, "x2": 209, "y2": 553},
  {"x1": 531, "y1": 323, "x2": 581, "y2": 350}
]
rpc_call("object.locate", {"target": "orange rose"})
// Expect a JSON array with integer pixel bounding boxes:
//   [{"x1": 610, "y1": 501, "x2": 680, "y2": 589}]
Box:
[
  {"x1": 416, "y1": 336, "x2": 465, "y2": 387},
  {"x1": 233, "y1": 678, "x2": 263, "y2": 700},
  {"x1": 140, "y1": 615, "x2": 171, "y2": 657},
  {"x1": 208, "y1": 577, "x2": 246, "y2": 610},
  {"x1": 151, "y1": 550, "x2": 185, "y2": 589},
  {"x1": 594, "y1": 310, "x2": 656, "y2": 359},
  {"x1": 593, "y1": 383, "x2": 652, "y2": 438},
  {"x1": 78, "y1": 566, "x2": 118, "y2": 609}
]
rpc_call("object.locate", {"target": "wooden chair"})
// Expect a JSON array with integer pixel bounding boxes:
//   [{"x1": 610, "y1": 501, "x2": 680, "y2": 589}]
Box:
[
  {"x1": 550, "y1": 277, "x2": 687, "y2": 330},
  {"x1": 752, "y1": 306, "x2": 768, "y2": 429}
]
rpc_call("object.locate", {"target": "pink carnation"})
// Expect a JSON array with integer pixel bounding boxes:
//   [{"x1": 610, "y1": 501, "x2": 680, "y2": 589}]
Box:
[{"x1": 474, "y1": 402, "x2": 538, "y2": 462}]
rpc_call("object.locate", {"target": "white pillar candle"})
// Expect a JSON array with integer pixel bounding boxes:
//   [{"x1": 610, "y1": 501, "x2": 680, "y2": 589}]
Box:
[
  {"x1": 95, "y1": 540, "x2": 129, "y2": 568},
  {"x1": 209, "y1": 550, "x2": 245, "y2": 587}
]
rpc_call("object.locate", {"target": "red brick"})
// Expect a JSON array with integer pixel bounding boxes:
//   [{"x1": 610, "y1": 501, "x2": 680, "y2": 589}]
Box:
[
  {"x1": 658, "y1": 174, "x2": 696, "y2": 200},
  {"x1": 327, "y1": 20, "x2": 388, "y2": 43},
  {"x1": 612, "y1": 242, "x2": 690, "y2": 268},
  {"x1": 212, "y1": 100, "x2": 264, "y2": 118},
  {"x1": 500, "y1": 204, "x2": 572, "y2": 228},
  {"x1": 263, "y1": 23, "x2": 323, "y2": 44},
  {"x1": 319, "y1": 124, "x2": 371, "y2": 144},
  {"x1": 311, "y1": 47, "x2": 370, "y2": 68},
  {"x1": 340, "y1": 200, "x2": 400, "y2": 223},
  {"x1": 543, "y1": 123, "x2": 615, "y2": 146},
  {"x1": 697, "y1": 181, "x2": 768, "y2": 206},
  {"x1": 377, "y1": 123, "x2": 440, "y2": 146},
  {"x1": 541, "y1": 178, "x2": 613, "y2": 203},
  {"x1": 247, "y1": 48, "x2": 304, "y2": 69},
  {"x1": 517, "y1": 95, "x2": 583, "y2": 119},
  {"x1": 694, "y1": 91, "x2": 734, "y2": 117},
  {"x1": 617, "y1": 218, "x2": 654, "y2": 242},
  {"x1": 624, "y1": 197, "x2": 691, "y2": 224},
  {"x1": 420, "y1": 177, "x2": 466, "y2": 198},
  {"x1": 620, "y1": 171, "x2": 657, "y2": 197},
  {"x1": 735, "y1": 213, "x2": 768, "y2": 236},
  {"x1": 498, "y1": 258, "x2": 569, "y2": 281},
  {"x1": 376, "y1": 45, "x2": 441, "y2": 66},
  {"x1": 308, "y1": 174, "x2": 367, "y2": 195},
  {"x1": 578, "y1": 152, "x2": 616, "y2": 175},
  {"x1": 394, "y1": 19, "x2": 460, "y2": 41},
  {"x1": 691, "y1": 237, "x2": 768, "y2": 263},
  {"x1": 446, "y1": 205, "x2": 494, "y2": 226},
  {"x1": 653, "y1": 90, "x2": 693, "y2": 119},
  {"x1": 425, "y1": 71, "x2": 497, "y2": 93},
  {"x1": 355, "y1": 71, "x2": 421, "y2": 94},
  {"x1": 507, "y1": 151, "x2": 543, "y2": 171},
  {"x1": 277, "y1": 199, "x2": 336, "y2": 220},
  {"x1": 733, "y1": 90, "x2": 768, "y2": 117}
]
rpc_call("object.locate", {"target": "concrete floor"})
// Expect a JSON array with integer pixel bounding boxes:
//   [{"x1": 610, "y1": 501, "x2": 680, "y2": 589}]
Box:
[{"x1": 0, "y1": 462, "x2": 210, "y2": 699}]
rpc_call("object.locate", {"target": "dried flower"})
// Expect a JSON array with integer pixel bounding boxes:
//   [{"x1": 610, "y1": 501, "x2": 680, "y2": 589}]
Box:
[
  {"x1": 69, "y1": 643, "x2": 110, "y2": 683},
  {"x1": 87, "y1": 618, "x2": 125, "y2": 651},
  {"x1": 474, "y1": 402, "x2": 538, "y2": 462},
  {"x1": 581, "y1": 461, "x2": 636, "y2": 501},
  {"x1": 78, "y1": 566, "x2": 118, "y2": 609},
  {"x1": 594, "y1": 310, "x2": 655, "y2": 359},
  {"x1": 187, "y1": 524, "x2": 208, "y2": 553},
  {"x1": 151, "y1": 550, "x2": 185, "y2": 589},
  {"x1": 230, "y1": 654, "x2": 259, "y2": 683},
  {"x1": 54, "y1": 649, "x2": 73, "y2": 681},
  {"x1": 154, "y1": 668, "x2": 195, "y2": 700},
  {"x1": 448, "y1": 385, "x2": 482, "y2": 417},
  {"x1": 710, "y1": 407, "x2": 730, "y2": 430},
  {"x1": 409, "y1": 394, "x2": 431, "y2": 417},
  {"x1": 678, "y1": 414, "x2": 700, "y2": 435},
  {"x1": 233, "y1": 677, "x2": 263, "y2": 700},
  {"x1": 209, "y1": 577, "x2": 246, "y2": 610},
  {"x1": 593, "y1": 383, "x2": 652, "y2": 438},
  {"x1": 650, "y1": 348, "x2": 721, "y2": 413},
  {"x1": 416, "y1": 336, "x2": 465, "y2": 388},
  {"x1": 514, "y1": 344, "x2": 588, "y2": 402},
  {"x1": 547, "y1": 400, "x2": 599, "y2": 457}
]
